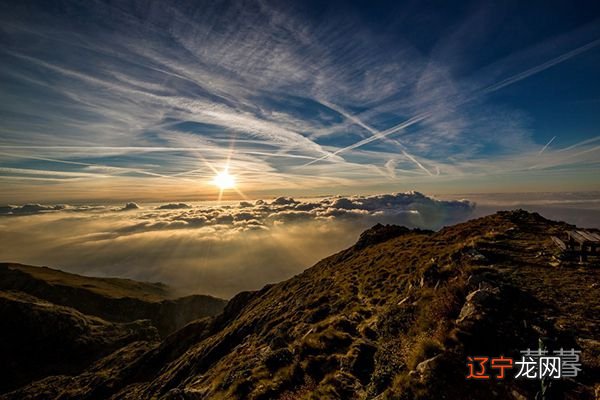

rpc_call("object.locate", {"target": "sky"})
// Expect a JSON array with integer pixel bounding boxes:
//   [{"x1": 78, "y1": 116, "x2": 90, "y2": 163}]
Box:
[{"x1": 1, "y1": 0, "x2": 599, "y2": 203}]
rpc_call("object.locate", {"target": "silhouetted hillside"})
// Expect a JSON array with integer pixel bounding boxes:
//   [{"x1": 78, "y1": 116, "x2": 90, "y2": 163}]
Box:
[
  {"x1": 2, "y1": 211, "x2": 599, "y2": 399},
  {"x1": 0, "y1": 263, "x2": 226, "y2": 336},
  {"x1": 0, "y1": 290, "x2": 158, "y2": 393}
]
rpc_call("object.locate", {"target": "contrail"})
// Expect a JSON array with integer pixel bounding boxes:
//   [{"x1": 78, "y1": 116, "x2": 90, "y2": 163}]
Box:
[
  {"x1": 303, "y1": 112, "x2": 430, "y2": 166},
  {"x1": 528, "y1": 145, "x2": 600, "y2": 170},
  {"x1": 302, "y1": 37, "x2": 600, "y2": 167},
  {"x1": 481, "y1": 38, "x2": 600, "y2": 94},
  {"x1": 400, "y1": 150, "x2": 433, "y2": 176},
  {"x1": 315, "y1": 100, "x2": 434, "y2": 174},
  {"x1": 554, "y1": 135, "x2": 600, "y2": 153},
  {"x1": 527, "y1": 135, "x2": 600, "y2": 170},
  {"x1": 538, "y1": 136, "x2": 556, "y2": 155},
  {"x1": 318, "y1": 99, "x2": 380, "y2": 135}
]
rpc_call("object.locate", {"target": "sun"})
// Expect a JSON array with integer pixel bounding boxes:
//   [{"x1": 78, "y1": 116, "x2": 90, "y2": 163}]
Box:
[{"x1": 212, "y1": 170, "x2": 236, "y2": 190}]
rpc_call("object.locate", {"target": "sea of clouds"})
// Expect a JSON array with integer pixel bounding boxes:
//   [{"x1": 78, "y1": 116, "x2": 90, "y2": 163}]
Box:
[{"x1": 0, "y1": 192, "x2": 476, "y2": 298}]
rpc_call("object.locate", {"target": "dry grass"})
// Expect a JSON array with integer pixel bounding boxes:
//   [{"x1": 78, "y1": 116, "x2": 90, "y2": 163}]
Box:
[{"x1": 5, "y1": 210, "x2": 599, "y2": 399}]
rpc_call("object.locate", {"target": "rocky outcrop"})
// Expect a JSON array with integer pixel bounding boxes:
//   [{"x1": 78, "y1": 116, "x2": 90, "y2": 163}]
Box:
[{"x1": 455, "y1": 284, "x2": 501, "y2": 325}]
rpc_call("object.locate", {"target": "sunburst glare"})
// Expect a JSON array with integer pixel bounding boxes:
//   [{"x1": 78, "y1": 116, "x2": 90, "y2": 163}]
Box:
[{"x1": 212, "y1": 170, "x2": 236, "y2": 190}]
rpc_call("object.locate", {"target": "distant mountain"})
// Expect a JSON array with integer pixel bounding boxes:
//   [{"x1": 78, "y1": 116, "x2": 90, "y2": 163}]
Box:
[
  {"x1": 2, "y1": 211, "x2": 599, "y2": 399},
  {"x1": 0, "y1": 263, "x2": 226, "y2": 336},
  {"x1": 0, "y1": 263, "x2": 226, "y2": 394}
]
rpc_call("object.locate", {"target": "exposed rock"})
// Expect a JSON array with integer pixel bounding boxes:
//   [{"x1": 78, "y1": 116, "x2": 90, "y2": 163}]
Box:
[
  {"x1": 408, "y1": 354, "x2": 444, "y2": 386},
  {"x1": 414, "y1": 354, "x2": 442, "y2": 381},
  {"x1": 456, "y1": 286, "x2": 501, "y2": 325}
]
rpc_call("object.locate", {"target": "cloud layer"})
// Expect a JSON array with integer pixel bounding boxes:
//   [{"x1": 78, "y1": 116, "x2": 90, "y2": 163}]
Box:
[{"x1": 0, "y1": 192, "x2": 474, "y2": 297}]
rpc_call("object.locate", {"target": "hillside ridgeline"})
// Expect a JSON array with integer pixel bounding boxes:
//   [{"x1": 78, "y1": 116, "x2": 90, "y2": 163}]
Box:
[{"x1": 2, "y1": 210, "x2": 599, "y2": 399}]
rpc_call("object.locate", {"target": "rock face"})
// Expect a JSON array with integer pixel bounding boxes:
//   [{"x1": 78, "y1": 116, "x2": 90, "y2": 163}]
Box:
[
  {"x1": 455, "y1": 285, "x2": 501, "y2": 324},
  {"x1": 411, "y1": 354, "x2": 442, "y2": 384},
  {"x1": 2, "y1": 210, "x2": 599, "y2": 399}
]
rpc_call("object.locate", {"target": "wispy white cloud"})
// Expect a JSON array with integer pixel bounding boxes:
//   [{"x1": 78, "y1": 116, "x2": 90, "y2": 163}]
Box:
[
  {"x1": 303, "y1": 37, "x2": 600, "y2": 166},
  {"x1": 0, "y1": 0, "x2": 598, "y2": 201}
]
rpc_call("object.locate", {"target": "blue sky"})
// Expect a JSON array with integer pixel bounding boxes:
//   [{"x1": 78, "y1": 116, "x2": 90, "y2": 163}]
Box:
[{"x1": 1, "y1": 0, "x2": 599, "y2": 203}]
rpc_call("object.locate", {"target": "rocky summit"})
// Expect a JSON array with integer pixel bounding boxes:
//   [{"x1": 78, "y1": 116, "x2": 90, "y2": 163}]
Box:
[{"x1": 1, "y1": 210, "x2": 599, "y2": 399}]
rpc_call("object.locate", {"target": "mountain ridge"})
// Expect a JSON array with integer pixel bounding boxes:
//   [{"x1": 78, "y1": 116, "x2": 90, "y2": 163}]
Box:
[
  {"x1": 2, "y1": 210, "x2": 599, "y2": 399},
  {"x1": 0, "y1": 263, "x2": 226, "y2": 336}
]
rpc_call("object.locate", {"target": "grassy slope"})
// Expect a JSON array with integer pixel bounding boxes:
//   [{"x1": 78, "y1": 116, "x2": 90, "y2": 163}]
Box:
[
  {"x1": 3, "y1": 210, "x2": 599, "y2": 400},
  {"x1": 1, "y1": 263, "x2": 172, "y2": 301},
  {"x1": 0, "y1": 263, "x2": 227, "y2": 336}
]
